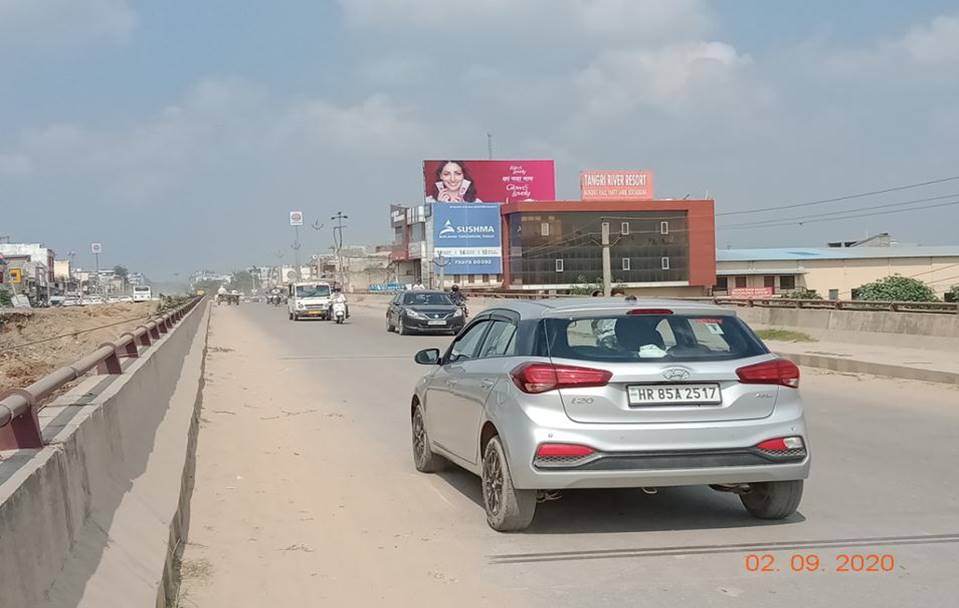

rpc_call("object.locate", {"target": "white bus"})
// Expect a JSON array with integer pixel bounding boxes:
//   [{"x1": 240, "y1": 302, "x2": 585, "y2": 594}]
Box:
[{"x1": 132, "y1": 286, "x2": 153, "y2": 302}]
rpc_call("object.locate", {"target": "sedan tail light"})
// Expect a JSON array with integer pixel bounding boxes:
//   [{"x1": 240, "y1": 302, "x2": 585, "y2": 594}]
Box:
[
  {"x1": 510, "y1": 362, "x2": 612, "y2": 394},
  {"x1": 736, "y1": 358, "x2": 800, "y2": 388}
]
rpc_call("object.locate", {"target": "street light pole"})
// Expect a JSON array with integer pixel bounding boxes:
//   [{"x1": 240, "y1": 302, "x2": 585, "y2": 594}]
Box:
[{"x1": 292, "y1": 225, "x2": 302, "y2": 281}]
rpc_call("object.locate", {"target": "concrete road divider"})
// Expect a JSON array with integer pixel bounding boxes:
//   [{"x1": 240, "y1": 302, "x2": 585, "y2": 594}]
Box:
[{"x1": 0, "y1": 300, "x2": 210, "y2": 608}]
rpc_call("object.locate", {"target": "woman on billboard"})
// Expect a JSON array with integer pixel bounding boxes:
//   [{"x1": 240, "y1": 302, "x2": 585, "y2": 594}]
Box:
[{"x1": 427, "y1": 161, "x2": 481, "y2": 202}]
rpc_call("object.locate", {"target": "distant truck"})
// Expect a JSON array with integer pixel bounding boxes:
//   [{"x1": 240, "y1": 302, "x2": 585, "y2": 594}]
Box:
[{"x1": 132, "y1": 286, "x2": 153, "y2": 302}]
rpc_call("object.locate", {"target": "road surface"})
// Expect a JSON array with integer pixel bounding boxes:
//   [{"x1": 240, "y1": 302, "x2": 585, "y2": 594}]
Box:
[{"x1": 176, "y1": 299, "x2": 959, "y2": 606}]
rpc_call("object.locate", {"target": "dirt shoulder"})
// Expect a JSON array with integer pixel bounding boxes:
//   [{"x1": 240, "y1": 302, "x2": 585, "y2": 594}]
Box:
[{"x1": 0, "y1": 302, "x2": 158, "y2": 390}]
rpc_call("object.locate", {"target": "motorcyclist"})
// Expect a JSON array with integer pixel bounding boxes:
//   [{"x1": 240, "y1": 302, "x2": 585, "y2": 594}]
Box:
[
  {"x1": 217, "y1": 284, "x2": 227, "y2": 304},
  {"x1": 331, "y1": 287, "x2": 349, "y2": 318},
  {"x1": 449, "y1": 284, "x2": 467, "y2": 307}
]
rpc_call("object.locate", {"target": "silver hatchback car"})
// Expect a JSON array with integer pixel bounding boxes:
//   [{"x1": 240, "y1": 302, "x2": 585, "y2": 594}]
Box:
[{"x1": 410, "y1": 298, "x2": 810, "y2": 531}]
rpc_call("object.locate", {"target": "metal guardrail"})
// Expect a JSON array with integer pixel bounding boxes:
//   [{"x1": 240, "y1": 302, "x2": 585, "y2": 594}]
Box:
[
  {"x1": 458, "y1": 290, "x2": 959, "y2": 314},
  {"x1": 0, "y1": 296, "x2": 204, "y2": 450}
]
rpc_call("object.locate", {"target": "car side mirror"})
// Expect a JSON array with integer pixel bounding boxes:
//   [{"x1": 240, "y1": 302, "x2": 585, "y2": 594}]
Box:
[{"x1": 414, "y1": 348, "x2": 441, "y2": 365}]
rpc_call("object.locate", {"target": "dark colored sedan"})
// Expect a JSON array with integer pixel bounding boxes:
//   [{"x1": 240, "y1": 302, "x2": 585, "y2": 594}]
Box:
[{"x1": 386, "y1": 291, "x2": 465, "y2": 335}]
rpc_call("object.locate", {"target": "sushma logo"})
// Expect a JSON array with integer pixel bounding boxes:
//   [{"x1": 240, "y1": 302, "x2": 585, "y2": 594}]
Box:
[{"x1": 438, "y1": 219, "x2": 496, "y2": 237}]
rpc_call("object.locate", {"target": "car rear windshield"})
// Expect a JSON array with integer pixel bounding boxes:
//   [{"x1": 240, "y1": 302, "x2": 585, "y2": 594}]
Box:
[
  {"x1": 296, "y1": 285, "x2": 330, "y2": 297},
  {"x1": 403, "y1": 293, "x2": 452, "y2": 306},
  {"x1": 543, "y1": 314, "x2": 767, "y2": 362}
]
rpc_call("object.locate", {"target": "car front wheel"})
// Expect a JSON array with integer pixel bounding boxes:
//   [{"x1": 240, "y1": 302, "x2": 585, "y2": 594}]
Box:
[
  {"x1": 482, "y1": 436, "x2": 536, "y2": 532},
  {"x1": 740, "y1": 480, "x2": 803, "y2": 520}
]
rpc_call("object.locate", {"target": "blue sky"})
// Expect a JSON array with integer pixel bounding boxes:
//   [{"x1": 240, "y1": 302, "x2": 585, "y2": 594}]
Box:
[{"x1": 2, "y1": 1, "x2": 959, "y2": 278}]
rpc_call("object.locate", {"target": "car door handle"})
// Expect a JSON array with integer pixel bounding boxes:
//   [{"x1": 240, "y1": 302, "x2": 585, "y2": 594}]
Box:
[{"x1": 480, "y1": 378, "x2": 495, "y2": 388}]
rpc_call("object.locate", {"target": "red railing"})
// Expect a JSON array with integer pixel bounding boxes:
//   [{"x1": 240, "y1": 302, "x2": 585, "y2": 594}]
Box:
[{"x1": 0, "y1": 296, "x2": 204, "y2": 450}]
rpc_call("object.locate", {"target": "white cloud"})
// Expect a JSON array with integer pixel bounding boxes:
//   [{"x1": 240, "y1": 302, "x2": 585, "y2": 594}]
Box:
[
  {"x1": 826, "y1": 12, "x2": 959, "y2": 82},
  {"x1": 576, "y1": 41, "x2": 753, "y2": 114},
  {"x1": 338, "y1": 0, "x2": 712, "y2": 41},
  {"x1": 0, "y1": 0, "x2": 136, "y2": 46},
  {"x1": 1, "y1": 79, "x2": 427, "y2": 210},
  {"x1": 897, "y1": 13, "x2": 959, "y2": 66},
  {"x1": 0, "y1": 153, "x2": 32, "y2": 176}
]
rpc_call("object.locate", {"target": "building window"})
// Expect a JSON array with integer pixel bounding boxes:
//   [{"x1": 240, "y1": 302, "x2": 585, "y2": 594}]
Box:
[
  {"x1": 621, "y1": 222, "x2": 630, "y2": 235},
  {"x1": 555, "y1": 259, "x2": 564, "y2": 273},
  {"x1": 468, "y1": 274, "x2": 475, "y2": 284},
  {"x1": 780, "y1": 275, "x2": 796, "y2": 290},
  {"x1": 735, "y1": 276, "x2": 747, "y2": 288},
  {"x1": 661, "y1": 257, "x2": 670, "y2": 270},
  {"x1": 622, "y1": 258, "x2": 631, "y2": 271},
  {"x1": 828, "y1": 289, "x2": 839, "y2": 300},
  {"x1": 482, "y1": 274, "x2": 490, "y2": 283},
  {"x1": 541, "y1": 222, "x2": 550, "y2": 237},
  {"x1": 764, "y1": 275, "x2": 775, "y2": 289},
  {"x1": 660, "y1": 221, "x2": 669, "y2": 235},
  {"x1": 716, "y1": 276, "x2": 728, "y2": 291}
]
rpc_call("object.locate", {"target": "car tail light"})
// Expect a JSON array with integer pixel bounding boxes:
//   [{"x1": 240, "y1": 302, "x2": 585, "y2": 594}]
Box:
[
  {"x1": 510, "y1": 363, "x2": 612, "y2": 394},
  {"x1": 533, "y1": 443, "x2": 598, "y2": 468},
  {"x1": 736, "y1": 358, "x2": 800, "y2": 388},
  {"x1": 755, "y1": 436, "x2": 806, "y2": 460},
  {"x1": 627, "y1": 308, "x2": 673, "y2": 315},
  {"x1": 536, "y1": 443, "x2": 596, "y2": 458}
]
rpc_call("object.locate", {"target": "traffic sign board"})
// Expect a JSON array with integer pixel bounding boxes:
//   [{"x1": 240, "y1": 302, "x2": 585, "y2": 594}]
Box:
[
  {"x1": 91, "y1": 242, "x2": 103, "y2": 254},
  {"x1": 289, "y1": 211, "x2": 304, "y2": 226},
  {"x1": 10, "y1": 268, "x2": 22, "y2": 284}
]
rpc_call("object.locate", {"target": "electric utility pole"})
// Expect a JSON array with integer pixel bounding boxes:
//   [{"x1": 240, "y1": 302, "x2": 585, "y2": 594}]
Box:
[
  {"x1": 601, "y1": 221, "x2": 612, "y2": 296},
  {"x1": 330, "y1": 211, "x2": 348, "y2": 289}
]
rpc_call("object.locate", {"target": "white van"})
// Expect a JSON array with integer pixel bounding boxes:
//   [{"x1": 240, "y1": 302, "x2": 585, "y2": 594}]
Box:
[
  {"x1": 132, "y1": 286, "x2": 152, "y2": 302},
  {"x1": 288, "y1": 281, "x2": 332, "y2": 321}
]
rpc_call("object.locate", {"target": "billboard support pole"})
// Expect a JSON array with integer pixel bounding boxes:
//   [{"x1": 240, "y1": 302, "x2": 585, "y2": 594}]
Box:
[{"x1": 601, "y1": 221, "x2": 612, "y2": 297}]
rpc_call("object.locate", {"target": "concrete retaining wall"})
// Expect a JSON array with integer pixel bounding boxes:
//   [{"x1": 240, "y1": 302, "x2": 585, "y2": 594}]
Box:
[
  {"x1": 0, "y1": 300, "x2": 210, "y2": 608},
  {"x1": 733, "y1": 306, "x2": 959, "y2": 349}
]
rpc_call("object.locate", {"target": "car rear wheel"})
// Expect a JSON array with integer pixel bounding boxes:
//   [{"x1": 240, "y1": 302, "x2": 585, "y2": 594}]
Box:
[
  {"x1": 740, "y1": 480, "x2": 803, "y2": 520},
  {"x1": 411, "y1": 405, "x2": 445, "y2": 473},
  {"x1": 482, "y1": 436, "x2": 536, "y2": 532}
]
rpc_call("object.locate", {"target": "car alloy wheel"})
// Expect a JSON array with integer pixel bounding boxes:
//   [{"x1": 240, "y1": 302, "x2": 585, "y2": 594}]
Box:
[
  {"x1": 483, "y1": 445, "x2": 504, "y2": 516},
  {"x1": 411, "y1": 405, "x2": 444, "y2": 473}
]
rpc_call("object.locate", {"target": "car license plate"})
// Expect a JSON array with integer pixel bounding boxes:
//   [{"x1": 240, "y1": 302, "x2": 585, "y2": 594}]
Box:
[
  {"x1": 627, "y1": 384, "x2": 721, "y2": 406},
  {"x1": 427, "y1": 320, "x2": 446, "y2": 326}
]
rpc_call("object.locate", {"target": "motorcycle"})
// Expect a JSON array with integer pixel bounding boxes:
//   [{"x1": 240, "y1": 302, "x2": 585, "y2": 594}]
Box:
[
  {"x1": 332, "y1": 300, "x2": 347, "y2": 324},
  {"x1": 268, "y1": 293, "x2": 282, "y2": 306}
]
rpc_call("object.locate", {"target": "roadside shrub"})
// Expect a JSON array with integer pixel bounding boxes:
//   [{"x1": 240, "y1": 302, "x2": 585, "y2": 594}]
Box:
[
  {"x1": 945, "y1": 285, "x2": 959, "y2": 303},
  {"x1": 781, "y1": 288, "x2": 821, "y2": 300},
  {"x1": 853, "y1": 275, "x2": 938, "y2": 302},
  {"x1": 0, "y1": 287, "x2": 12, "y2": 307}
]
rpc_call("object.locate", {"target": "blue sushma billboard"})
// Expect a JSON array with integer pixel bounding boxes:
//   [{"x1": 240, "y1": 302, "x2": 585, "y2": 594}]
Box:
[{"x1": 432, "y1": 203, "x2": 502, "y2": 274}]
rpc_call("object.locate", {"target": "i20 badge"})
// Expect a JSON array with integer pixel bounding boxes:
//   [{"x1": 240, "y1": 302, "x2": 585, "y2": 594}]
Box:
[{"x1": 661, "y1": 368, "x2": 690, "y2": 381}]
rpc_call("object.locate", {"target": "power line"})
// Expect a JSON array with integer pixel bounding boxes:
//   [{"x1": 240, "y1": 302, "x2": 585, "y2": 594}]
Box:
[
  {"x1": 0, "y1": 314, "x2": 152, "y2": 353},
  {"x1": 718, "y1": 199, "x2": 959, "y2": 230},
  {"x1": 717, "y1": 174, "x2": 959, "y2": 217},
  {"x1": 718, "y1": 192, "x2": 959, "y2": 229}
]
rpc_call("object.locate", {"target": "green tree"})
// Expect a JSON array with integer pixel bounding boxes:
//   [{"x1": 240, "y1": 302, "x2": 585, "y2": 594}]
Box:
[
  {"x1": 568, "y1": 274, "x2": 602, "y2": 296},
  {"x1": 853, "y1": 275, "x2": 938, "y2": 302},
  {"x1": 112, "y1": 265, "x2": 129, "y2": 288},
  {"x1": 782, "y1": 288, "x2": 821, "y2": 300},
  {"x1": 230, "y1": 270, "x2": 255, "y2": 294}
]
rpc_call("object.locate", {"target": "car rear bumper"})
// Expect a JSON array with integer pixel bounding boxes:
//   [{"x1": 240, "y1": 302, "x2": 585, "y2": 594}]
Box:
[{"x1": 495, "y1": 403, "x2": 810, "y2": 490}]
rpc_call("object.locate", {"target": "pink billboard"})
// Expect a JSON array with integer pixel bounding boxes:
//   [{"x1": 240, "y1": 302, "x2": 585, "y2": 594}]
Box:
[
  {"x1": 580, "y1": 170, "x2": 654, "y2": 201},
  {"x1": 424, "y1": 160, "x2": 555, "y2": 203}
]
